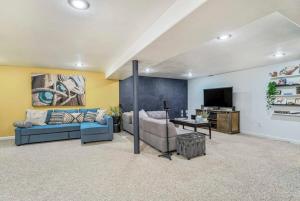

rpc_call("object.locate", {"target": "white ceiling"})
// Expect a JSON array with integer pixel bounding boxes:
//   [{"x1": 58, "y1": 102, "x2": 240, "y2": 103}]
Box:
[
  {"x1": 108, "y1": 0, "x2": 300, "y2": 80},
  {"x1": 149, "y1": 12, "x2": 300, "y2": 79},
  {"x1": 0, "y1": 0, "x2": 176, "y2": 71},
  {"x1": 1, "y1": 0, "x2": 300, "y2": 80}
]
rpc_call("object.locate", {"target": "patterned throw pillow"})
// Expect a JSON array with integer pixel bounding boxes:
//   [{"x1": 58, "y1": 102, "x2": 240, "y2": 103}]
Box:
[
  {"x1": 84, "y1": 111, "x2": 97, "y2": 122},
  {"x1": 63, "y1": 113, "x2": 84, "y2": 123},
  {"x1": 48, "y1": 112, "x2": 65, "y2": 125},
  {"x1": 96, "y1": 109, "x2": 106, "y2": 124}
]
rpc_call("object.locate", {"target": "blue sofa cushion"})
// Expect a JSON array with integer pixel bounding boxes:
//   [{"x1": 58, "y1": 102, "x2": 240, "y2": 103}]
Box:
[
  {"x1": 79, "y1": 108, "x2": 99, "y2": 115},
  {"x1": 54, "y1": 109, "x2": 79, "y2": 113},
  {"x1": 81, "y1": 122, "x2": 108, "y2": 135},
  {"x1": 18, "y1": 123, "x2": 81, "y2": 135}
]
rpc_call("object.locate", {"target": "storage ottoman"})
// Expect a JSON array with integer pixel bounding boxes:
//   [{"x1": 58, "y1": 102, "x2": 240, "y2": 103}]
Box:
[{"x1": 176, "y1": 132, "x2": 206, "y2": 160}]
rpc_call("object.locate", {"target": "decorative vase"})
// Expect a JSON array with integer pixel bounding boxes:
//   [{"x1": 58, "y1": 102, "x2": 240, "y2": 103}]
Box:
[{"x1": 195, "y1": 115, "x2": 202, "y2": 123}]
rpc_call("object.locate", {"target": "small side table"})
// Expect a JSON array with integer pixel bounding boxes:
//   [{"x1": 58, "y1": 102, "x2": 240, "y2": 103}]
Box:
[{"x1": 176, "y1": 132, "x2": 206, "y2": 160}]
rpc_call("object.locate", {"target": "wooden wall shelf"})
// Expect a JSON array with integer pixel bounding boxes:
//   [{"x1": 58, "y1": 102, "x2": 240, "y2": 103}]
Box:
[
  {"x1": 273, "y1": 113, "x2": 300, "y2": 117},
  {"x1": 275, "y1": 84, "x2": 300, "y2": 87},
  {"x1": 272, "y1": 104, "x2": 300, "y2": 107},
  {"x1": 270, "y1": 74, "x2": 300, "y2": 79}
]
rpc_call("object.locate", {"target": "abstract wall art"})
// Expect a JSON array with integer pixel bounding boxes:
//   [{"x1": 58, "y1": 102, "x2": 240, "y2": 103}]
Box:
[{"x1": 32, "y1": 74, "x2": 86, "y2": 106}]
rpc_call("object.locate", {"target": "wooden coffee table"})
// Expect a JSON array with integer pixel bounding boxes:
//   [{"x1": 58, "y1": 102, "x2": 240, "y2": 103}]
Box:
[{"x1": 170, "y1": 119, "x2": 212, "y2": 139}]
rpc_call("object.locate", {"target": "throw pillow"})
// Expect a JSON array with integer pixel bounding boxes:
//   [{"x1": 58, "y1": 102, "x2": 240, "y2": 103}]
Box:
[
  {"x1": 26, "y1": 109, "x2": 47, "y2": 126},
  {"x1": 84, "y1": 111, "x2": 97, "y2": 122},
  {"x1": 13, "y1": 121, "x2": 32, "y2": 128},
  {"x1": 139, "y1": 109, "x2": 149, "y2": 119},
  {"x1": 63, "y1": 113, "x2": 84, "y2": 123},
  {"x1": 48, "y1": 112, "x2": 65, "y2": 125},
  {"x1": 96, "y1": 109, "x2": 106, "y2": 124}
]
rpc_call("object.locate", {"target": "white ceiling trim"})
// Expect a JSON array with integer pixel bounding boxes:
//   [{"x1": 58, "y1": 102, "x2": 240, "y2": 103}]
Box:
[{"x1": 105, "y1": 0, "x2": 207, "y2": 78}]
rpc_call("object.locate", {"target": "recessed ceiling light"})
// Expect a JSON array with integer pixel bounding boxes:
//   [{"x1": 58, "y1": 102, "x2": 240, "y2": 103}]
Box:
[
  {"x1": 76, "y1": 62, "x2": 84, "y2": 68},
  {"x1": 187, "y1": 72, "x2": 193, "y2": 77},
  {"x1": 273, "y1": 52, "x2": 286, "y2": 58},
  {"x1": 145, "y1": 68, "x2": 151, "y2": 73},
  {"x1": 68, "y1": 0, "x2": 90, "y2": 10},
  {"x1": 217, "y1": 34, "x2": 232, "y2": 40}
]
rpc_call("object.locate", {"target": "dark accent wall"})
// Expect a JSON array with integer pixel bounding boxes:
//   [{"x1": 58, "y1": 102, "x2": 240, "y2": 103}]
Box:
[{"x1": 119, "y1": 76, "x2": 188, "y2": 118}]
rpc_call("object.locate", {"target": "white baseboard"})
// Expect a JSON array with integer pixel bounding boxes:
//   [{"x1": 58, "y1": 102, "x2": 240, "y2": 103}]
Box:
[
  {"x1": 241, "y1": 130, "x2": 300, "y2": 144},
  {"x1": 0, "y1": 136, "x2": 15, "y2": 141}
]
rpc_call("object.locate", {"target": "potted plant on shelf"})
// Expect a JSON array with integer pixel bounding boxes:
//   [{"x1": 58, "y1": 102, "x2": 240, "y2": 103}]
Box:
[
  {"x1": 266, "y1": 81, "x2": 278, "y2": 110},
  {"x1": 109, "y1": 106, "x2": 121, "y2": 132}
]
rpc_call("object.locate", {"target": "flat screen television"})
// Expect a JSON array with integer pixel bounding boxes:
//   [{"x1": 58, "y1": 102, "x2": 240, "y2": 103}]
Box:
[{"x1": 204, "y1": 87, "x2": 233, "y2": 107}]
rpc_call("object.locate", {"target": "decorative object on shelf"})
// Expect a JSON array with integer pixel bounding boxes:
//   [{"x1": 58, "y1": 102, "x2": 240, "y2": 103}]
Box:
[
  {"x1": 279, "y1": 66, "x2": 299, "y2": 76},
  {"x1": 295, "y1": 98, "x2": 300, "y2": 105},
  {"x1": 269, "y1": 71, "x2": 278, "y2": 77},
  {"x1": 286, "y1": 98, "x2": 296, "y2": 105},
  {"x1": 266, "y1": 81, "x2": 278, "y2": 109},
  {"x1": 32, "y1": 74, "x2": 86, "y2": 106},
  {"x1": 277, "y1": 78, "x2": 287, "y2": 85},
  {"x1": 274, "y1": 97, "x2": 287, "y2": 105},
  {"x1": 277, "y1": 90, "x2": 282, "y2": 95}
]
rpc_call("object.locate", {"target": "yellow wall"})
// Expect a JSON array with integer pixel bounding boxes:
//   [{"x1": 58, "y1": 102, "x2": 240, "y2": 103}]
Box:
[{"x1": 0, "y1": 66, "x2": 119, "y2": 137}]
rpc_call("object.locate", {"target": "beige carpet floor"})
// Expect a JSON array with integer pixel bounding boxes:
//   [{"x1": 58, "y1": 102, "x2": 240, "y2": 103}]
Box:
[{"x1": 0, "y1": 130, "x2": 299, "y2": 201}]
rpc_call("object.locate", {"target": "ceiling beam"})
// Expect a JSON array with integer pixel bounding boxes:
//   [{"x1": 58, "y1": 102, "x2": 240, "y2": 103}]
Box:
[{"x1": 105, "y1": 0, "x2": 207, "y2": 79}]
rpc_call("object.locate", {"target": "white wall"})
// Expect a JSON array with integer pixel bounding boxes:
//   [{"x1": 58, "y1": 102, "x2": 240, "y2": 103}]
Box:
[{"x1": 188, "y1": 60, "x2": 300, "y2": 143}]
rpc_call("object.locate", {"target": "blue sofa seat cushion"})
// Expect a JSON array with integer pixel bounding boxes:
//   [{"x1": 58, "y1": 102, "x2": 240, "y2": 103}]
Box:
[
  {"x1": 17, "y1": 123, "x2": 81, "y2": 135},
  {"x1": 81, "y1": 122, "x2": 109, "y2": 135}
]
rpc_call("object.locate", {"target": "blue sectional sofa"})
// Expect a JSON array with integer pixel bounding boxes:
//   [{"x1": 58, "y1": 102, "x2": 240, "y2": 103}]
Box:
[{"x1": 15, "y1": 109, "x2": 113, "y2": 146}]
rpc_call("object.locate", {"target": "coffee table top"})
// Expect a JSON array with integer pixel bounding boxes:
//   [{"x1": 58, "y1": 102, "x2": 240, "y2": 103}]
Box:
[{"x1": 170, "y1": 118, "x2": 210, "y2": 126}]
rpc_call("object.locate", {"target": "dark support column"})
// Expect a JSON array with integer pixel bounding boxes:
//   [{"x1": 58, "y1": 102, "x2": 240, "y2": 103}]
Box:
[{"x1": 133, "y1": 60, "x2": 140, "y2": 154}]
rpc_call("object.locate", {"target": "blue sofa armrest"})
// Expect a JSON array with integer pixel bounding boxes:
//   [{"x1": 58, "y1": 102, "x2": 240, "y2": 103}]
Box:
[{"x1": 104, "y1": 115, "x2": 113, "y2": 134}]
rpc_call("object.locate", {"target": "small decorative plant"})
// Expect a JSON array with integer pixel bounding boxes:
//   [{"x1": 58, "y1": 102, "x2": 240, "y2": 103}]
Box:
[
  {"x1": 109, "y1": 106, "x2": 122, "y2": 124},
  {"x1": 201, "y1": 111, "x2": 209, "y2": 119},
  {"x1": 266, "y1": 81, "x2": 278, "y2": 110}
]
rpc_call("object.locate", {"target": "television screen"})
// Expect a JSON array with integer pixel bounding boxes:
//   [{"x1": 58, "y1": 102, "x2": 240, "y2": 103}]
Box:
[{"x1": 204, "y1": 87, "x2": 233, "y2": 107}]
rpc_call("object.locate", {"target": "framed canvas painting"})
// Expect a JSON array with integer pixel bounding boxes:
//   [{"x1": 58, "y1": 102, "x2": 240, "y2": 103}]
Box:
[{"x1": 32, "y1": 74, "x2": 86, "y2": 106}]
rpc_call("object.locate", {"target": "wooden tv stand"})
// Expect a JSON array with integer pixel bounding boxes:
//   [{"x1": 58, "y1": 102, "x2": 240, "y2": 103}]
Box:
[{"x1": 195, "y1": 109, "x2": 240, "y2": 134}]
